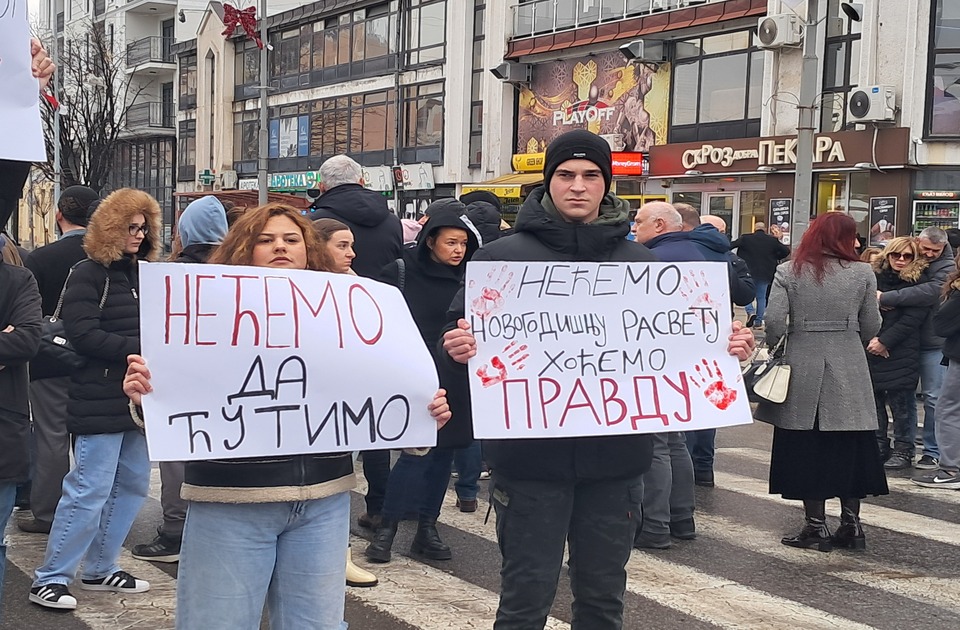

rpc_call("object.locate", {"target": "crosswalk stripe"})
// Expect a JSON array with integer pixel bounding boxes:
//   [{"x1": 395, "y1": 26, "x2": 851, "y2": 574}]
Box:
[
  {"x1": 419, "y1": 488, "x2": 879, "y2": 630},
  {"x1": 714, "y1": 469, "x2": 960, "y2": 548},
  {"x1": 346, "y1": 534, "x2": 570, "y2": 630},
  {"x1": 717, "y1": 446, "x2": 960, "y2": 505},
  {"x1": 5, "y1": 520, "x2": 178, "y2": 629},
  {"x1": 696, "y1": 512, "x2": 960, "y2": 614}
]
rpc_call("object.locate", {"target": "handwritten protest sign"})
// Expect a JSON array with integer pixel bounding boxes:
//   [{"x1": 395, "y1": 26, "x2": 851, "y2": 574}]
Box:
[
  {"x1": 0, "y1": 0, "x2": 46, "y2": 162},
  {"x1": 139, "y1": 263, "x2": 439, "y2": 461},
  {"x1": 465, "y1": 261, "x2": 752, "y2": 439}
]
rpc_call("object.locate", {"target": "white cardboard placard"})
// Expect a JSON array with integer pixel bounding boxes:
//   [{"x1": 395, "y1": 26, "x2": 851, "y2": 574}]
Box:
[
  {"x1": 139, "y1": 263, "x2": 439, "y2": 461},
  {"x1": 0, "y1": 1, "x2": 46, "y2": 162},
  {"x1": 465, "y1": 261, "x2": 752, "y2": 439}
]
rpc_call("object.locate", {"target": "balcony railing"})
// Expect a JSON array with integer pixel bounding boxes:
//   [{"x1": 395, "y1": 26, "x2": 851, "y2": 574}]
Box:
[
  {"x1": 126, "y1": 36, "x2": 175, "y2": 67},
  {"x1": 514, "y1": 0, "x2": 719, "y2": 38},
  {"x1": 126, "y1": 102, "x2": 175, "y2": 130}
]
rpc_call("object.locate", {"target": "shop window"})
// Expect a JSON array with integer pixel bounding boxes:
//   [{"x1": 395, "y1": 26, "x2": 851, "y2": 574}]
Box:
[
  {"x1": 820, "y1": 0, "x2": 862, "y2": 132},
  {"x1": 672, "y1": 192, "x2": 702, "y2": 212},
  {"x1": 669, "y1": 30, "x2": 763, "y2": 143},
  {"x1": 739, "y1": 191, "x2": 766, "y2": 234},
  {"x1": 927, "y1": 0, "x2": 960, "y2": 136},
  {"x1": 815, "y1": 172, "x2": 870, "y2": 238}
]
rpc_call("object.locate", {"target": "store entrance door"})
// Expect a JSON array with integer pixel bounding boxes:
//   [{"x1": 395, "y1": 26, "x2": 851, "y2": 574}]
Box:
[{"x1": 705, "y1": 193, "x2": 736, "y2": 237}]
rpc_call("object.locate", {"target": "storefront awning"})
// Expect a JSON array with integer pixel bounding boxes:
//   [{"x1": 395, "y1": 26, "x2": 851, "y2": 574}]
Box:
[{"x1": 461, "y1": 173, "x2": 543, "y2": 199}]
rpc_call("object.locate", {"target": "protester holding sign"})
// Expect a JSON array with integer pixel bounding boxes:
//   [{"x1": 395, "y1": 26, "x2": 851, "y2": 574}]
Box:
[
  {"x1": 29, "y1": 189, "x2": 162, "y2": 611},
  {"x1": 365, "y1": 201, "x2": 480, "y2": 564},
  {"x1": 757, "y1": 213, "x2": 887, "y2": 553},
  {"x1": 122, "y1": 203, "x2": 451, "y2": 629},
  {"x1": 440, "y1": 129, "x2": 756, "y2": 630}
]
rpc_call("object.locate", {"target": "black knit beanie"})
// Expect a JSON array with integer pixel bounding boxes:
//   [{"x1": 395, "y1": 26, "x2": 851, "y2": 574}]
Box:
[
  {"x1": 543, "y1": 129, "x2": 612, "y2": 192},
  {"x1": 58, "y1": 185, "x2": 100, "y2": 227}
]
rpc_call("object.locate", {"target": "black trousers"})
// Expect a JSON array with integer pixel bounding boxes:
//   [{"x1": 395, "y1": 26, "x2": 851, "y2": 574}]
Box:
[
  {"x1": 0, "y1": 159, "x2": 31, "y2": 228},
  {"x1": 361, "y1": 449, "x2": 391, "y2": 516},
  {"x1": 491, "y1": 473, "x2": 642, "y2": 630}
]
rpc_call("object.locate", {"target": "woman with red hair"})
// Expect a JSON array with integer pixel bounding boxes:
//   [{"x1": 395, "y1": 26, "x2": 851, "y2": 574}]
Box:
[{"x1": 756, "y1": 213, "x2": 888, "y2": 552}]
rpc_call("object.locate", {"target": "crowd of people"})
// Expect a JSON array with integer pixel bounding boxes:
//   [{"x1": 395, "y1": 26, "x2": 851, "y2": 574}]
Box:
[{"x1": 2, "y1": 46, "x2": 960, "y2": 627}]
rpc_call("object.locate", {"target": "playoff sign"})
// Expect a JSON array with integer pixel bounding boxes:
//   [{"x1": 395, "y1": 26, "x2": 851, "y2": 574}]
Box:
[{"x1": 465, "y1": 262, "x2": 753, "y2": 439}]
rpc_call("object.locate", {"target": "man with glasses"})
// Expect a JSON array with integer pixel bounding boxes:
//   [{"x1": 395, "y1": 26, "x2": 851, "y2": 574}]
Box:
[{"x1": 879, "y1": 227, "x2": 955, "y2": 472}]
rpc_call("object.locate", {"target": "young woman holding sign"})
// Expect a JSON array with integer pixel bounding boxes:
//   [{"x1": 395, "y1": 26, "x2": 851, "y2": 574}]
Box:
[{"x1": 122, "y1": 203, "x2": 452, "y2": 629}]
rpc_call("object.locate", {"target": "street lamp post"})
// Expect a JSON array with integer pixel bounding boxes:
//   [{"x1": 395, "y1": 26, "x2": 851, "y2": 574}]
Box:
[
  {"x1": 257, "y1": 0, "x2": 268, "y2": 205},
  {"x1": 791, "y1": 0, "x2": 820, "y2": 247}
]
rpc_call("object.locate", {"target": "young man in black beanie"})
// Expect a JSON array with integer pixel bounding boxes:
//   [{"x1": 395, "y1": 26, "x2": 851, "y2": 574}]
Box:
[
  {"x1": 18, "y1": 186, "x2": 99, "y2": 534},
  {"x1": 440, "y1": 129, "x2": 756, "y2": 629}
]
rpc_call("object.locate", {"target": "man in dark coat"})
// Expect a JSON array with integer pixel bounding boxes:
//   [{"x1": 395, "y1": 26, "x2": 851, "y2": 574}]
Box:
[
  {"x1": 731, "y1": 223, "x2": 791, "y2": 328},
  {"x1": 441, "y1": 131, "x2": 757, "y2": 630},
  {"x1": 0, "y1": 233, "x2": 42, "y2": 607},
  {"x1": 307, "y1": 154, "x2": 400, "y2": 531},
  {"x1": 307, "y1": 155, "x2": 402, "y2": 278},
  {"x1": 880, "y1": 228, "x2": 955, "y2": 471},
  {"x1": 19, "y1": 186, "x2": 99, "y2": 534}
]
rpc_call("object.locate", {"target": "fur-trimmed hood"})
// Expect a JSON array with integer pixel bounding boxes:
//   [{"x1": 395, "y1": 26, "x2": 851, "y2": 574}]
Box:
[
  {"x1": 872, "y1": 254, "x2": 929, "y2": 283},
  {"x1": 83, "y1": 188, "x2": 162, "y2": 265}
]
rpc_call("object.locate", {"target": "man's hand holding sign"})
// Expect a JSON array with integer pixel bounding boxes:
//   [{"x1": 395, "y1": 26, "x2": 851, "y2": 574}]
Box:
[
  {"x1": 132, "y1": 263, "x2": 445, "y2": 461},
  {"x1": 447, "y1": 261, "x2": 754, "y2": 439}
]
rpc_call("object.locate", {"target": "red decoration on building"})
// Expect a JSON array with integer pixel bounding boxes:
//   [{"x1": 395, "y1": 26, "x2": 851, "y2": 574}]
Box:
[{"x1": 222, "y1": 4, "x2": 263, "y2": 49}]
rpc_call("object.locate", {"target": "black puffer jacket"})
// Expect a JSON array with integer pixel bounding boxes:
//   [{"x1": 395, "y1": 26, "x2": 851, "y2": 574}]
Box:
[
  {"x1": 464, "y1": 200, "x2": 502, "y2": 246},
  {"x1": 308, "y1": 183, "x2": 402, "y2": 279},
  {"x1": 62, "y1": 189, "x2": 162, "y2": 435},
  {"x1": 868, "y1": 260, "x2": 928, "y2": 392},
  {"x1": 440, "y1": 186, "x2": 656, "y2": 482},
  {"x1": 381, "y1": 207, "x2": 481, "y2": 448},
  {"x1": 934, "y1": 275, "x2": 960, "y2": 362}
]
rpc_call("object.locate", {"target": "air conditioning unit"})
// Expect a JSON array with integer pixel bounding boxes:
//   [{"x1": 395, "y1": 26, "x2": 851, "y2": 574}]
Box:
[
  {"x1": 756, "y1": 15, "x2": 802, "y2": 49},
  {"x1": 848, "y1": 85, "x2": 896, "y2": 123},
  {"x1": 221, "y1": 170, "x2": 239, "y2": 189}
]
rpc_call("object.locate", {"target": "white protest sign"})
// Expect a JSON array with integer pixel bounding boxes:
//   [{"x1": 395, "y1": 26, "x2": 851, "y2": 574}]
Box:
[
  {"x1": 466, "y1": 261, "x2": 752, "y2": 439},
  {"x1": 139, "y1": 263, "x2": 439, "y2": 461},
  {"x1": 0, "y1": 0, "x2": 46, "y2": 162}
]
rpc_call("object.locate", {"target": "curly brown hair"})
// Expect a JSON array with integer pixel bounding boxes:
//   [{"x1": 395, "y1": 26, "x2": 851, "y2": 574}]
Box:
[{"x1": 209, "y1": 204, "x2": 327, "y2": 270}]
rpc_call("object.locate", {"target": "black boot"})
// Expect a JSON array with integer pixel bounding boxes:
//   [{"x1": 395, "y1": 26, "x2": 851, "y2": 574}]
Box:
[
  {"x1": 832, "y1": 498, "x2": 866, "y2": 550},
  {"x1": 411, "y1": 518, "x2": 452, "y2": 560},
  {"x1": 365, "y1": 519, "x2": 398, "y2": 563},
  {"x1": 781, "y1": 500, "x2": 832, "y2": 552}
]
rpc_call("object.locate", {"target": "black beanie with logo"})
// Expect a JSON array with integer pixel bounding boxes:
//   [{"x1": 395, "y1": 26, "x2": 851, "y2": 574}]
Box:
[{"x1": 542, "y1": 129, "x2": 612, "y2": 192}]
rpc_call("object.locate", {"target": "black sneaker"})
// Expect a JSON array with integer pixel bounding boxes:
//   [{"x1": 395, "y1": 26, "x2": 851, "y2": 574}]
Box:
[
  {"x1": 80, "y1": 570, "x2": 150, "y2": 593},
  {"x1": 132, "y1": 530, "x2": 181, "y2": 563},
  {"x1": 29, "y1": 584, "x2": 77, "y2": 610},
  {"x1": 915, "y1": 455, "x2": 940, "y2": 470}
]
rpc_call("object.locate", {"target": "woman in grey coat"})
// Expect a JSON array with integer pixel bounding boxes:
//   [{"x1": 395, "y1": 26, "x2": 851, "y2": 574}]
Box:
[{"x1": 756, "y1": 213, "x2": 888, "y2": 552}]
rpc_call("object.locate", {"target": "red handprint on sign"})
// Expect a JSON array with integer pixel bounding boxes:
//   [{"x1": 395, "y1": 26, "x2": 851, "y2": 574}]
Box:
[
  {"x1": 679, "y1": 270, "x2": 720, "y2": 319},
  {"x1": 471, "y1": 266, "x2": 515, "y2": 319},
  {"x1": 689, "y1": 359, "x2": 738, "y2": 410},
  {"x1": 476, "y1": 341, "x2": 529, "y2": 388}
]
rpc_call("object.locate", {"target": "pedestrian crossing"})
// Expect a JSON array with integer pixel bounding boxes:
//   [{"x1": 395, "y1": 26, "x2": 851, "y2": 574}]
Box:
[{"x1": 4, "y1": 436, "x2": 960, "y2": 629}]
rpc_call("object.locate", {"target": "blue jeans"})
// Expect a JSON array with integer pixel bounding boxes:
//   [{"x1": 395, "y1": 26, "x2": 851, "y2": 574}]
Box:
[
  {"x1": 875, "y1": 389, "x2": 919, "y2": 455},
  {"x1": 176, "y1": 493, "x2": 350, "y2": 630},
  {"x1": 0, "y1": 481, "x2": 17, "y2": 618},
  {"x1": 454, "y1": 441, "x2": 483, "y2": 501},
  {"x1": 382, "y1": 448, "x2": 454, "y2": 522},
  {"x1": 744, "y1": 280, "x2": 770, "y2": 322},
  {"x1": 34, "y1": 431, "x2": 150, "y2": 587},
  {"x1": 684, "y1": 429, "x2": 716, "y2": 474},
  {"x1": 920, "y1": 349, "x2": 946, "y2": 458}
]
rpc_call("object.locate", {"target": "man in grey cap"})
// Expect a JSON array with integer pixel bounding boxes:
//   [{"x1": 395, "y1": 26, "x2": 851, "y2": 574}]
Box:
[{"x1": 18, "y1": 186, "x2": 99, "y2": 533}]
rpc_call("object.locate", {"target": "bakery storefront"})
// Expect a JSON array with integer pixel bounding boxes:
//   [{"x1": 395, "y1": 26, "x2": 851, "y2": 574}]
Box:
[{"x1": 648, "y1": 128, "x2": 912, "y2": 243}]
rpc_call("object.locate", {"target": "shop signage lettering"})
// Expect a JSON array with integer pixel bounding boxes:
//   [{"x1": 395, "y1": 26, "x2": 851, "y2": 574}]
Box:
[
  {"x1": 512, "y1": 153, "x2": 545, "y2": 172},
  {"x1": 681, "y1": 136, "x2": 847, "y2": 170},
  {"x1": 553, "y1": 104, "x2": 617, "y2": 127},
  {"x1": 915, "y1": 191, "x2": 960, "y2": 200},
  {"x1": 612, "y1": 152, "x2": 644, "y2": 176},
  {"x1": 269, "y1": 171, "x2": 320, "y2": 190}
]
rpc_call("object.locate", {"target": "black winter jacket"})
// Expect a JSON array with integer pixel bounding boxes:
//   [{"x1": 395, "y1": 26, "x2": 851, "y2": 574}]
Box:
[
  {"x1": 868, "y1": 265, "x2": 926, "y2": 392},
  {"x1": 62, "y1": 188, "x2": 163, "y2": 435},
  {"x1": 464, "y1": 200, "x2": 503, "y2": 246},
  {"x1": 934, "y1": 278, "x2": 960, "y2": 363},
  {"x1": 381, "y1": 210, "x2": 481, "y2": 448},
  {"x1": 308, "y1": 184, "x2": 402, "y2": 279},
  {"x1": 174, "y1": 243, "x2": 216, "y2": 264},
  {"x1": 24, "y1": 230, "x2": 87, "y2": 314},
  {"x1": 0, "y1": 257, "x2": 42, "y2": 483},
  {"x1": 879, "y1": 246, "x2": 954, "y2": 350},
  {"x1": 688, "y1": 225, "x2": 757, "y2": 306},
  {"x1": 440, "y1": 186, "x2": 656, "y2": 482},
  {"x1": 732, "y1": 230, "x2": 791, "y2": 283}
]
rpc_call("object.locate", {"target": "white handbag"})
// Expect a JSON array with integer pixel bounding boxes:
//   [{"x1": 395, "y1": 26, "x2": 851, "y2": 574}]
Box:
[{"x1": 745, "y1": 334, "x2": 791, "y2": 404}]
